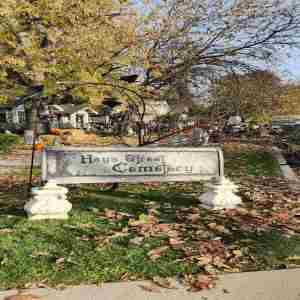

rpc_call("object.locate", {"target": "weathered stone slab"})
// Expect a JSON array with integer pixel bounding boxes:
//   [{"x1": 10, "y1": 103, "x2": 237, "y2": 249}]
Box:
[{"x1": 42, "y1": 147, "x2": 224, "y2": 184}]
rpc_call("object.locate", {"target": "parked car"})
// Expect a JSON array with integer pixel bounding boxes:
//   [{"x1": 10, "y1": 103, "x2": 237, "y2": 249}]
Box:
[
  {"x1": 271, "y1": 122, "x2": 300, "y2": 135},
  {"x1": 224, "y1": 123, "x2": 248, "y2": 135}
]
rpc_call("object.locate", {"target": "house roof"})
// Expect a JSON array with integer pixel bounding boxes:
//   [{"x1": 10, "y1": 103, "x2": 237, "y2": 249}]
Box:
[
  {"x1": 63, "y1": 104, "x2": 88, "y2": 114},
  {"x1": 0, "y1": 99, "x2": 24, "y2": 110},
  {"x1": 0, "y1": 104, "x2": 14, "y2": 110},
  {"x1": 102, "y1": 99, "x2": 122, "y2": 108},
  {"x1": 51, "y1": 104, "x2": 90, "y2": 115}
]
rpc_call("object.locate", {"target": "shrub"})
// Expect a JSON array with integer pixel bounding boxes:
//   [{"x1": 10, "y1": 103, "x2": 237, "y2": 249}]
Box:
[
  {"x1": 0, "y1": 123, "x2": 26, "y2": 134},
  {"x1": 0, "y1": 133, "x2": 21, "y2": 153},
  {"x1": 286, "y1": 128, "x2": 300, "y2": 145}
]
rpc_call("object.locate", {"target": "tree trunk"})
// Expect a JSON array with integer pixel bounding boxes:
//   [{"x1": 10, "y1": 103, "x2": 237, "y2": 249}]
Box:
[
  {"x1": 137, "y1": 121, "x2": 146, "y2": 146},
  {"x1": 24, "y1": 101, "x2": 39, "y2": 144},
  {"x1": 25, "y1": 103, "x2": 38, "y2": 131}
]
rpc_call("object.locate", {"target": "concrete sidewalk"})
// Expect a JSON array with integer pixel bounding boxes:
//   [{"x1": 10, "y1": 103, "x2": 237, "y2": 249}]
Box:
[
  {"x1": 272, "y1": 146, "x2": 300, "y2": 192},
  {"x1": 1, "y1": 269, "x2": 300, "y2": 300}
]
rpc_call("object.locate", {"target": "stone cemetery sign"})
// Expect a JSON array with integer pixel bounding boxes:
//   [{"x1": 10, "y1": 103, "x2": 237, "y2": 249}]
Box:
[
  {"x1": 42, "y1": 146, "x2": 224, "y2": 184},
  {"x1": 25, "y1": 146, "x2": 241, "y2": 220}
]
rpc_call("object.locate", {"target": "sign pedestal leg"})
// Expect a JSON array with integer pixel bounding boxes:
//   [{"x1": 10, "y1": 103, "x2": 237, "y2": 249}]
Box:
[
  {"x1": 199, "y1": 177, "x2": 242, "y2": 210},
  {"x1": 24, "y1": 181, "x2": 72, "y2": 220}
]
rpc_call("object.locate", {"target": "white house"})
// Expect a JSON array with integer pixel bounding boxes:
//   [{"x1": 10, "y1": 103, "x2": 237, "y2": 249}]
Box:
[
  {"x1": 47, "y1": 104, "x2": 99, "y2": 129},
  {"x1": 0, "y1": 102, "x2": 104, "y2": 130},
  {"x1": 0, "y1": 99, "x2": 172, "y2": 132},
  {"x1": 0, "y1": 103, "x2": 26, "y2": 125},
  {"x1": 137, "y1": 100, "x2": 171, "y2": 123}
]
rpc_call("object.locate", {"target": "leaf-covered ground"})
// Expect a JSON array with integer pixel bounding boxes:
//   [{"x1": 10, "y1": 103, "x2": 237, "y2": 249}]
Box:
[{"x1": 0, "y1": 143, "x2": 300, "y2": 290}]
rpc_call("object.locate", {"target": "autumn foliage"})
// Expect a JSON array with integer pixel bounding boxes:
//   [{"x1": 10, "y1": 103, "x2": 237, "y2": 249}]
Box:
[
  {"x1": 34, "y1": 143, "x2": 44, "y2": 152},
  {"x1": 49, "y1": 128, "x2": 61, "y2": 136}
]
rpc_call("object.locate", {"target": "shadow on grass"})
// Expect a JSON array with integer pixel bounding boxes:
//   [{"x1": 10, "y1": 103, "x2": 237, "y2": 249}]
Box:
[
  {"x1": 70, "y1": 183, "x2": 200, "y2": 223},
  {"x1": 0, "y1": 181, "x2": 300, "y2": 288},
  {"x1": 231, "y1": 230, "x2": 300, "y2": 271},
  {"x1": 0, "y1": 191, "x2": 27, "y2": 217},
  {"x1": 0, "y1": 181, "x2": 201, "y2": 221}
]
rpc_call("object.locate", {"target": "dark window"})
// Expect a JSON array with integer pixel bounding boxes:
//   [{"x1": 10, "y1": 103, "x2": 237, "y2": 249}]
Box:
[
  {"x1": 17, "y1": 111, "x2": 26, "y2": 123},
  {"x1": 6, "y1": 112, "x2": 12, "y2": 123},
  {"x1": 0, "y1": 112, "x2": 6, "y2": 123}
]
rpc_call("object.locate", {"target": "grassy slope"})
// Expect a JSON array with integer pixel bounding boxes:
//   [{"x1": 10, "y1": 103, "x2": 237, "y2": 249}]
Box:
[
  {"x1": 224, "y1": 148, "x2": 281, "y2": 178},
  {"x1": 0, "y1": 145, "x2": 299, "y2": 289},
  {"x1": 0, "y1": 134, "x2": 21, "y2": 154}
]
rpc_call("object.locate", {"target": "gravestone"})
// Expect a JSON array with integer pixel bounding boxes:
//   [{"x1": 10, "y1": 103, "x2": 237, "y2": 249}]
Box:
[
  {"x1": 227, "y1": 115, "x2": 242, "y2": 126},
  {"x1": 24, "y1": 130, "x2": 34, "y2": 145},
  {"x1": 192, "y1": 128, "x2": 209, "y2": 145},
  {"x1": 24, "y1": 146, "x2": 241, "y2": 219}
]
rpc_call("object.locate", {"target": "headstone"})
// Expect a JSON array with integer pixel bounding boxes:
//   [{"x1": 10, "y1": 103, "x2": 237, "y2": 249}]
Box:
[
  {"x1": 24, "y1": 130, "x2": 34, "y2": 145},
  {"x1": 128, "y1": 127, "x2": 135, "y2": 135},
  {"x1": 202, "y1": 131, "x2": 209, "y2": 145},
  {"x1": 178, "y1": 122, "x2": 184, "y2": 130},
  {"x1": 192, "y1": 128, "x2": 209, "y2": 145},
  {"x1": 228, "y1": 116, "x2": 242, "y2": 126}
]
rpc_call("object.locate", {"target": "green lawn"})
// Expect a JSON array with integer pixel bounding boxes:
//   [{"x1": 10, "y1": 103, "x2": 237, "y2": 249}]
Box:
[
  {"x1": 0, "y1": 146, "x2": 299, "y2": 290},
  {"x1": 225, "y1": 149, "x2": 281, "y2": 177},
  {"x1": 0, "y1": 134, "x2": 21, "y2": 154}
]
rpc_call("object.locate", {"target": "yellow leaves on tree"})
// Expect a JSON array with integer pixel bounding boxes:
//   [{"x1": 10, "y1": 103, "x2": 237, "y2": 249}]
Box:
[
  {"x1": 0, "y1": 0, "x2": 139, "y2": 106},
  {"x1": 277, "y1": 85, "x2": 300, "y2": 115},
  {"x1": 210, "y1": 70, "x2": 282, "y2": 120}
]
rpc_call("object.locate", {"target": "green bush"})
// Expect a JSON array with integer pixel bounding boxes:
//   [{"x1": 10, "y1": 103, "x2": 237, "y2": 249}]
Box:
[
  {"x1": 0, "y1": 133, "x2": 21, "y2": 153},
  {"x1": 286, "y1": 128, "x2": 300, "y2": 145}
]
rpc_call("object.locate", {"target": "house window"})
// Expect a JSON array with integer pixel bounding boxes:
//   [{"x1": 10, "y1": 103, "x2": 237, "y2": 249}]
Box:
[
  {"x1": 0, "y1": 112, "x2": 6, "y2": 123},
  {"x1": 17, "y1": 111, "x2": 26, "y2": 123},
  {"x1": 6, "y1": 111, "x2": 13, "y2": 123},
  {"x1": 76, "y1": 114, "x2": 84, "y2": 128}
]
